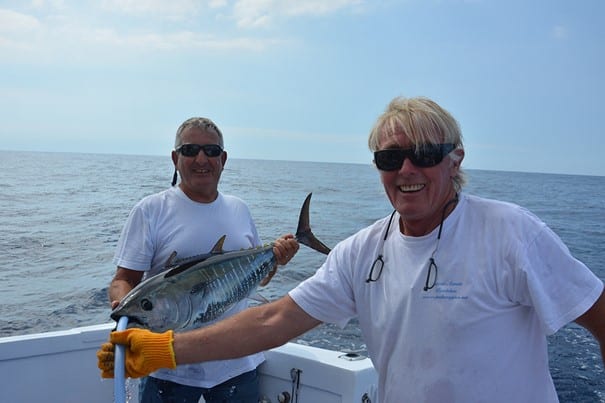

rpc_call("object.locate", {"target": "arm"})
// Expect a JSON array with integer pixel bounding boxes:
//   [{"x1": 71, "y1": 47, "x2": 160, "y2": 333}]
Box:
[
  {"x1": 174, "y1": 295, "x2": 321, "y2": 364},
  {"x1": 108, "y1": 267, "x2": 144, "y2": 309},
  {"x1": 98, "y1": 295, "x2": 321, "y2": 378},
  {"x1": 574, "y1": 287, "x2": 605, "y2": 366}
]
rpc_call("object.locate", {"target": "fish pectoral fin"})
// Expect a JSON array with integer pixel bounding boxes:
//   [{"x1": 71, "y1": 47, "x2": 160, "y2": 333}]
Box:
[
  {"x1": 249, "y1": 292, "x2": 270, "y2": 305},
  {"x1": 190, "y1": 281, "x2": 211, "y2": 295}
]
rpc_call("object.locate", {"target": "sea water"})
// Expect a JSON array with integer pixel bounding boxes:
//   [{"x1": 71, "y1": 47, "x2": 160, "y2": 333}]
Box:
[{"x1": 0, "y1": 150, "x2": 603, "y2": 402}]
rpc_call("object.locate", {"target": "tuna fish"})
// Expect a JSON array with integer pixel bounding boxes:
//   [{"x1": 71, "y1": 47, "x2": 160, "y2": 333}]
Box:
[{"x1": 110, "y1": 193, "x2": 330, "y2": 333}]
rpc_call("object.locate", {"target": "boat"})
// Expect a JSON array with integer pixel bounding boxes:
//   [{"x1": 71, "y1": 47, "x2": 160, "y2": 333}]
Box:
[{"x1": 0, "y1": 322, "x2": 378, "y2": 402}]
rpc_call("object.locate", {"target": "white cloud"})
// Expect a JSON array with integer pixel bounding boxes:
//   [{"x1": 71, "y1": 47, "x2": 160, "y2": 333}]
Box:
[
  {"x1": 0, "y1": 8, "x2": 46, "y2": 52},
  {"x1": 280, "y1": 0, "x2": 364, "y2": 17},
  {"x1": 30, "y1": 0, "x2": 67, "y2": 11},
  {"x1": 232, "y1": 0, "x2": 364, "y2": 28},
  {"x1": 0, "y1": 9, "x2": 41, "y2": 32},
  {"x1": 208, "y1": 0, "x2": 228, "y2": 8},
  {"x1": 0, "y1": 0, "x2": 362, "y2": 62},
  {"x1": 0, "y1": 4, "x2": 282, "y2": 62},
  {"x1": 99, "y1": 0, "x2": 201, "y2": 17},
  {"x1": 86, "y1": 29, "x2": 279, "y2": 51}
]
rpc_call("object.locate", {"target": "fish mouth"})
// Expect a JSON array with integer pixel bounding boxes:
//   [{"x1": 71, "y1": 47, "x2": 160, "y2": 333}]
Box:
[
  {"x1": 125, "y1": 318, "x2": 146, "y2": 329},
  {"x1": 109, "y1": 310, "x2": 120, "y2": 322},
  {"x1": 110, "y1": 313, "x2": 146, "y2": 328}
]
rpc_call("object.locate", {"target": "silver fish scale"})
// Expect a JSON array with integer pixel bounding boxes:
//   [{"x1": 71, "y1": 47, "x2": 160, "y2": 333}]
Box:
[{"x1": 190, "y1": 248, "x2": 275, "y2": 327}]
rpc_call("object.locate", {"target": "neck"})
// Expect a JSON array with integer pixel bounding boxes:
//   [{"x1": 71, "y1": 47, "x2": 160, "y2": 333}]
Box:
[
  {"x1": 436, "y1": 194, "x2": 459, "y2": 239},
  {"x1": 400, "y1": 193, "x2": 459, "y2": 237},
  {"x1": 178, "y1": 184, "x2": 219, "y2": 204}
]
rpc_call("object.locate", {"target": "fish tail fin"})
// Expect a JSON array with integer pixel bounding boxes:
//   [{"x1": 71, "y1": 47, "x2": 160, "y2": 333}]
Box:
[{"x1": 295, "y1": 193, "x2": 331, "y2": 255}]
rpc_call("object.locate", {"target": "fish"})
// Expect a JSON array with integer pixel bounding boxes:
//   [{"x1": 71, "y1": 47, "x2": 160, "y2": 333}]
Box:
[{"x1": 110, "y1": 193, "x2": 331, "y2": 333}]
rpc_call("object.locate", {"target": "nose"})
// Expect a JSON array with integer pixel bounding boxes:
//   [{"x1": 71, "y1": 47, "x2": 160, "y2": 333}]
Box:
[
  {"x1": 194, "y1": 151, "x2": 210, "y2": 163},
  {"x1": 398, "y1": 156, "x2": 418, "y2": 173}
]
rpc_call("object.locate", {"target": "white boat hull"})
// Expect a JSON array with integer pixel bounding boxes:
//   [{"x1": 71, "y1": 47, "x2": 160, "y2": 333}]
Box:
[{"x1": 0, "y1": 323, "x2": 377, "y2": 402}]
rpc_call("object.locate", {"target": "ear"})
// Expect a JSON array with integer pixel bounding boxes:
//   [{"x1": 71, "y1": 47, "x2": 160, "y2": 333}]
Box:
[
  {"x1": 220, "y1": 150, "x2": 228, "y2": 168},
  {"x1": 448, "y1": 148, "x2": 464, "y2": 179},
  {"x1": 452, "y1": 148, "x2": 464, "y2": 168},
  {"x1": 171, "y1": 150, "x2": 178, "y2": 167}
]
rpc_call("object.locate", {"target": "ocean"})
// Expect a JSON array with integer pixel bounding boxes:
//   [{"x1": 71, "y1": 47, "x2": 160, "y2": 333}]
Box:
[{"x1": 1, "y1": 150, "x2": 603, "y2": 402}]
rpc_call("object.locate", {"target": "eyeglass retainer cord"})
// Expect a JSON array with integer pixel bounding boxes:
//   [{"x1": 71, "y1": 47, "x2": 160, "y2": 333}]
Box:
[
  {"x1": 365, "y1": 209, "x2": 397, "y2": 283},
  {"x1": 367, "y1": 194, "x2": 459, "y2": 286},
  {"x1": 424, "y1": 194, "x2": 459, "y2": 291}
]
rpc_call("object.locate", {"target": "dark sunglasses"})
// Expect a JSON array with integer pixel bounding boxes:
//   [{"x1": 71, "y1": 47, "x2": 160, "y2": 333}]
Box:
[
  {"x1": 176, "y1": 143, "x2": 223, "y2": 158},
  {"x1": 373, "y1": 143, "x2": 456, "y2": 171}
]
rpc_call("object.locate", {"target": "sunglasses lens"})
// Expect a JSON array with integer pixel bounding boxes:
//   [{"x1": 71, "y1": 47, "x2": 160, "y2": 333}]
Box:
[
  {"x1": 413, "y1": 145, "x2": 444, "y2": 167},
  {"x1": 374, "y1": 144, "x2": 455, "y2": 171},
  {"x1": 178, "y1": 144, "x2": 223, "y2": 157},
  {"x1": 374, "y1": 149, "x2": 405, "y2": 171},
  {"x1": 179, "y1": 144, "x2": 201, "y2": 156},
  {"x1": 203, "y1": 145, "x2": 223, "y2": 157}
]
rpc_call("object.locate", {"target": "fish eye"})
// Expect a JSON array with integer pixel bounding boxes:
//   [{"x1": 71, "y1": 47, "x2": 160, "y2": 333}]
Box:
[{"x1": 141, "y1": 299, "x2": 153, "y2": 311}]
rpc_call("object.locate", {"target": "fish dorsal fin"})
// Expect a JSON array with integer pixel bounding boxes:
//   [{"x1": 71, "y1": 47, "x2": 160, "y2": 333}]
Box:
[
  {"x1": 164, "y1": 235, "x2": 228, "y2": 278},
  {"x1": 164, "y1": 251, "x2": 178, "y2": 268},
  {"x1": 164, "y1": 262, "x2": 194, "y2": 278},
  {"x1": 210, "y1": 235, "x2": 227, "y2": 254}
]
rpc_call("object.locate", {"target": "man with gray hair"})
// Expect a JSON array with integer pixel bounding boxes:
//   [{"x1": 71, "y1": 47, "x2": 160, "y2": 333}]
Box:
[{"x1": 107, "y1": 116, "x2": 299, "y2": 402}]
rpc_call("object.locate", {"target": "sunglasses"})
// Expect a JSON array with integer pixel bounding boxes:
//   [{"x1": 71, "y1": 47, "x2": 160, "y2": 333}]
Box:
[
  {"x1": 176, "y1": 143, "x2": 223, "y2": 158},
  {"x1": 373, "y1": 143, "x2": 456, "y2": 171}
]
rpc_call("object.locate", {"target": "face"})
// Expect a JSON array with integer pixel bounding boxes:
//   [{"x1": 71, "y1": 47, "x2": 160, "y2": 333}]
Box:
[
  {"x1": 171, "y1": 126, "x2": 227, "y2": 203},
  {"x1": 377, "y1": 130, "x2": 464, "y2": 236}
]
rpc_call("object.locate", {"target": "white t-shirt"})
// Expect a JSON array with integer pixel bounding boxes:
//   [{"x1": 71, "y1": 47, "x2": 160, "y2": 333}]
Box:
[
  {"x1": 290, "y1": 193, "x2": 603, "y2": 403},
  {"x1": 113, "y1": 187, "x2": 264, "y2": 388}
]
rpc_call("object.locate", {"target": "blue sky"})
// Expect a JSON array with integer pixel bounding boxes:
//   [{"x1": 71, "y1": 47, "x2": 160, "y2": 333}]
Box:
[{"x1": 0, "y1": 0, "x2": 603, "y2": 176}]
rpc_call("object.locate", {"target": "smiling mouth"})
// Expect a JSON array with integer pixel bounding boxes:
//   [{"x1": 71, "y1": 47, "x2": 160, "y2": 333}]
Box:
[{"x1": 398, "y1": 184, "x2": 425, "y2": 193}]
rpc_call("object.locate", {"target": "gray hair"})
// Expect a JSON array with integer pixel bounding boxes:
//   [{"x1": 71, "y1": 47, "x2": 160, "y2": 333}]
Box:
[
  {"x1": 368, "y1": 96, "x2": 466, "y2": 191},
  {"x1": 174, "y1": 117, "x2": 224, "y2": 149}
]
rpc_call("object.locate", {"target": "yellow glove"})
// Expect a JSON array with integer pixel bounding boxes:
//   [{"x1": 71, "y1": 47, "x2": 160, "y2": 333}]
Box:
[{"x1": 96, "y1": 328, "x2": 176, "y2": 379}]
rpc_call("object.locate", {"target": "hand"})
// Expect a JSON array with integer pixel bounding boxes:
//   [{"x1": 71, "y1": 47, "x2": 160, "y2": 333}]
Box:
[
  {"x1": 96, "y1": 328, "x2": 176, "y2": 379},
  {"x1": 260, "y1": 234, "x2": 300, "y2": 286}
]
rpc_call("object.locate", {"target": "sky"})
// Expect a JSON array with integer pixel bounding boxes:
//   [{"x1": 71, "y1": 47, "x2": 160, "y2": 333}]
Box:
[{"x1": 0, "y1": 0, "x2": 603, "y2": 176}]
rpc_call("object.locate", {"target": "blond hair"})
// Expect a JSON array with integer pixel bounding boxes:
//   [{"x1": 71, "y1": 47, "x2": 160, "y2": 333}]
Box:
[{"x1": 368, "y1": 96, "x2": 466, "y2": 190}]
